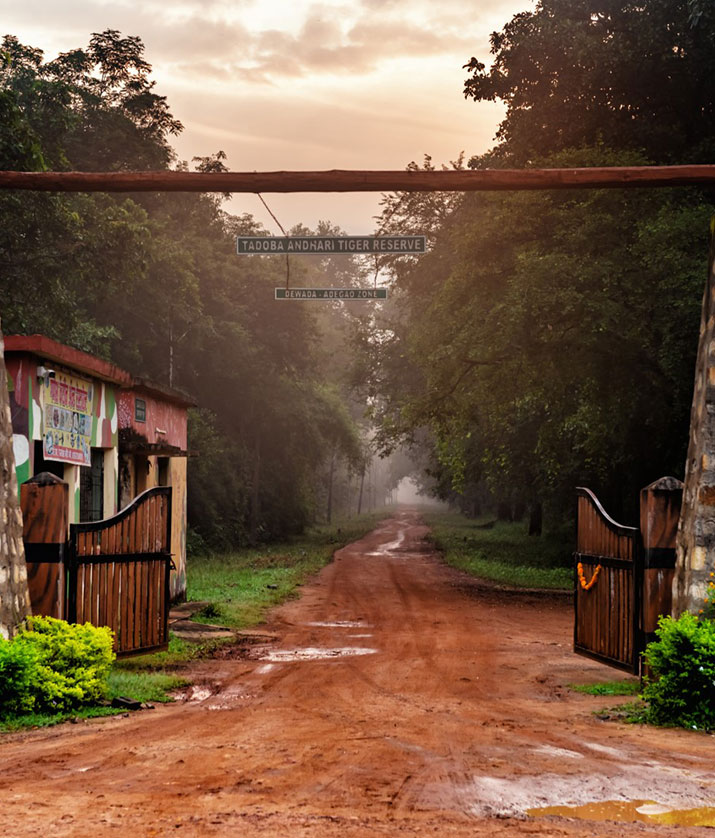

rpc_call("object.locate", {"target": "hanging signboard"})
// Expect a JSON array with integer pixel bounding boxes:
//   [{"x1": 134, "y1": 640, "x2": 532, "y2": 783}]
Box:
[
  {"x1": 237, "y1": 236, "x2": 425, "y2": 254},
  {"x1": 43, "y1": 370, "x2": 94, "y2": 466},
  {"x1": 275, "y1": 288, "x2": 388, "y2": 300}
]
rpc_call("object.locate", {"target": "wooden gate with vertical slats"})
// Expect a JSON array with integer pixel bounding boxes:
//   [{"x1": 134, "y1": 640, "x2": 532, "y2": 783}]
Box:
[
  {"x1": 68, "y1": 487, "x2": 172, "y2": 656},
  {"x1": 574, "y1": 487, "x2": 642, "y2": 674}
]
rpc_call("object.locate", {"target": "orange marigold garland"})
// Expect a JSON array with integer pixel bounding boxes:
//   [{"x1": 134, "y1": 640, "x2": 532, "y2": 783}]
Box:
[{"x1": 577, "y1": 562, "x2": 602, "y2": 591}]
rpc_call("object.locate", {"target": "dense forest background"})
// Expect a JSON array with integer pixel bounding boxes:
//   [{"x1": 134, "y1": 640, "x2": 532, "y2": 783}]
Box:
[
  {"x1": 353, "y1": 0, "x2": 715, "y2": 533},
  {"x1": 0, "y1": 30, "x2": 384, "y2": 549},
  {"x1": 3, "y1": 0, "x2": 715, "y2": 545}
]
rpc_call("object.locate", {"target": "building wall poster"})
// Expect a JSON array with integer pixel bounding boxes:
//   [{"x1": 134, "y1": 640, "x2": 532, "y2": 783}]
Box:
[{"x1": 42, "y1": 370, "x2": 94, "y2": 466}]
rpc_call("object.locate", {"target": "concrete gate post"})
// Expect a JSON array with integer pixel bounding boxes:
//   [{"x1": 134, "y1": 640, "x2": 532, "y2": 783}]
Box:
[{"x1": 0, "y1": 323, "x2": 31, "y2": 638}]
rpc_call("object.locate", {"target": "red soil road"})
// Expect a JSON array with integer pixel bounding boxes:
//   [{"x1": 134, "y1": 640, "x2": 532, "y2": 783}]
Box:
[{"x1": 2, "y1": 509, "x2": 715, "y2": 837}]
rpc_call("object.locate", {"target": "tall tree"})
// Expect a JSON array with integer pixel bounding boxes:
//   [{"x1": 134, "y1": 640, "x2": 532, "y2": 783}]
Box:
[
  {"x1": 464, "y1": 0, "x2": 715, "y2": 164},
  {"x1": 358, "y1": 150, "x2": 713, "y2": 525}
]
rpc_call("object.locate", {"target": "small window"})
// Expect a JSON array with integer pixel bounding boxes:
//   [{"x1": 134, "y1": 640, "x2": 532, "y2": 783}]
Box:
[{"x1": 135, "y1": 398, "x2": 146, "y2": 423}]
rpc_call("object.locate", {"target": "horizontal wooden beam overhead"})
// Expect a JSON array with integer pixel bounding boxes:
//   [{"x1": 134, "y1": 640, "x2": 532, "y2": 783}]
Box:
[{"x1": 1, "y1": 166, "x2": 715, "y2": 193}]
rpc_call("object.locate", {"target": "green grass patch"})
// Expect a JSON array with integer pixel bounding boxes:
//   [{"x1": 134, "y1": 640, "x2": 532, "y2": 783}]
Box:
[
  {"x1": 186, "y1": 509, "x2": 393, "y2": 630},
  {"x1": 0, "y1": 658, "x2": 190, "y2": 733},
  {"x1": 594, "y1": 700, "x2": 649, "y2": 724},
  {"x1": 422, "y1": 510, "x2": 572, "y2": 590},
  {"x1": 570, "y1": 679, "x2": 641, "y2": 696},
  {"x1": 0, "y1": 705, "x2": 126, "y2": 732},
  {"x1": 107, "y1": 669, "x2": 189, "y2": 703}
]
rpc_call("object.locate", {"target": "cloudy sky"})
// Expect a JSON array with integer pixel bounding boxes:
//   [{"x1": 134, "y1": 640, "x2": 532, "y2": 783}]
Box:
[{"x1": 1, "y1": 0, "x2": 530, "y2": 232}]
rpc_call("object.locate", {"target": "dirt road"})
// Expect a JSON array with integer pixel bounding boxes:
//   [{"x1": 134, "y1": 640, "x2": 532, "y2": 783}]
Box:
[{"x1": 2, "y1": 509, "x2": 715, "y2": 836}]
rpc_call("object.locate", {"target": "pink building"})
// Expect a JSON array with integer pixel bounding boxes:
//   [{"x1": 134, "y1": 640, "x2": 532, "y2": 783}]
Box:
[{"x1": 5, "y1": 335, "x2": 193, "y2": 601}]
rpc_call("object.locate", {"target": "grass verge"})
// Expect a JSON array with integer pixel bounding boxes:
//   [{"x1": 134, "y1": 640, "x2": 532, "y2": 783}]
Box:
[
  {"x1": 422, "y1": 510, "x2": 572, "y2": 590},
  {"x1": 569, "y1": 679, "x2": 641, "y2": 696},
  {"x1": 0, "y1": 669, "x2": 190, "y2": 733}
]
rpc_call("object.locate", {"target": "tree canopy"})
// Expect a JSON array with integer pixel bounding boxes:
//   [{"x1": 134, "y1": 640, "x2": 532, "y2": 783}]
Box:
[
  {"x1": 355, "y1": 0, "x2": 715, "y2": 530},
  {"x1": 464, "y1": 0, "x2": 715, "y2": 165},
  {"x1": 0, "y1": 31, "x2": 371, "y2": 547}
]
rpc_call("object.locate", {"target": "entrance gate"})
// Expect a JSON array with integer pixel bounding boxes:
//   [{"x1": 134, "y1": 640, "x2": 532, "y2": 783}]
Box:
[
  {"x1": 573, "y1": 487, "x2": 642, "y2": 673},
  {"x1": 21, "y1": 476, "x2": 172, "y2": 656},
  {"x1": 68, "y1": 487, "x2": 172, "y2": 655}
]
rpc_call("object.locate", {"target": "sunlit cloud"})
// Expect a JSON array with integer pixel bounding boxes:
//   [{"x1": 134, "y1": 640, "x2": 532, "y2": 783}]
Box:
[{"x1": 0, "y1": 0, "x2": 527, "y2": 230}]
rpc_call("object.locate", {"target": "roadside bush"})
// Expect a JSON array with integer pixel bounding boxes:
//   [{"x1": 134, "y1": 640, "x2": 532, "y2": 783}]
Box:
[
  {"x1": 0, "y1": 639, "x2": 37, "y2": 717},
  {"x1": 643, "y1": 612, "x2": 715, "y2": 730},
  {"x1": 0, "y1": 617, "x2": 115, "y2": 719}
]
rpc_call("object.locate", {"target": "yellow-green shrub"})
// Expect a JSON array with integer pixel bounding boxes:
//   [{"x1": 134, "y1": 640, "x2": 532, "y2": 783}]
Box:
[{"x1": 0, "y1": 617, "x2": 115, "y2": 718}]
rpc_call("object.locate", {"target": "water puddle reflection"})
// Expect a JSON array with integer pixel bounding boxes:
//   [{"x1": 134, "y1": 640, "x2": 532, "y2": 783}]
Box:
[{"x1": 528, "y1": 800, "x2": 715, "y2": 827}]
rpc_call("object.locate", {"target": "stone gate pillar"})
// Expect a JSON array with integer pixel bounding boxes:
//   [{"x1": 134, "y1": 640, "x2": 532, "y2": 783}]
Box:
[
  {"x1": 0, "y1": 322, "x2": 31, "y2": 637},
  {"x1": 675, "y1": 221, "x2": 715, "y2": 615}
]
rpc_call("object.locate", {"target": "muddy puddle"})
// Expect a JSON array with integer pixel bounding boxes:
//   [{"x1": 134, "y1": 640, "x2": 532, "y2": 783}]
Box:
[
  {"x1": 528, "y1": 800, "x2": 715, "y2": 827},
  {"x1": 260, "y1": 646, "x2": 378, "y2": 662},
  {"x1": 366, "y1": 529, "x2": 406, "y2": 556},
  {"x1": 307, "y1": 620, "x2": 368, "y2": 628},
  {"x1": 174, "y1": 685, "x2": 216, "y2": 702}
]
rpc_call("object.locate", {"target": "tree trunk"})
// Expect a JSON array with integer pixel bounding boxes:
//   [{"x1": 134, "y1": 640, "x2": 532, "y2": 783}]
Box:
[
  {"x1": 326, "y1": 450, "x2": 336, "y2": 525},
  {"x1": 357, "y1": 466, "x2": 365, "y2": 516},
  {"x1": 249, "y1": 438, "x2": 261, "y2": 544},
  {"x1": 528, "y1": 501, "x2": 543, "y2": 536},
  {"x1": 0, "y1": 323, "x2": 31, "y2": 638}
]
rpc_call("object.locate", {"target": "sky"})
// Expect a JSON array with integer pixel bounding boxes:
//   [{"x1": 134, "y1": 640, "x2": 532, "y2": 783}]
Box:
[{"x1": 1, "y1": 0, "x2": 531, "y2": 232}]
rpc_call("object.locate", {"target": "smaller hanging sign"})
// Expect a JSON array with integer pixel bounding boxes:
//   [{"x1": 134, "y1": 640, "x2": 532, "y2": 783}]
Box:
[{"x1": 275, "y1": 288, "x2": 388, "y2": 300}]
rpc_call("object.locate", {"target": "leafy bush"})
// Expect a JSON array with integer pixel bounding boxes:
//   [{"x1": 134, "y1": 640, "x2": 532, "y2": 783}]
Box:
[
  {"x1": 643, "y1": 612, "x2": 715, "y2": 730},
  {"x1": 0, "y1": 617, "x2": 115, "y2": 719},
  {"x1": 0, "y1": 639, "x2": 38, "y2": 717}
]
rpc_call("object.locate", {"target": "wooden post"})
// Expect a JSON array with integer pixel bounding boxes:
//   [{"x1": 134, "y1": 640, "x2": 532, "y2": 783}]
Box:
[
  {"x1": 675, "y1": 221, "x2": 715, "y2": 614},
  {"x1": 640, "y1": 477, "x2": 683, "y2": 643},
  {"x1": 0, "y1": 324, "x2": 31, "y2": 638},
  {"x1": 21, "y1": 472, "x2": 69, "y2": 620}
]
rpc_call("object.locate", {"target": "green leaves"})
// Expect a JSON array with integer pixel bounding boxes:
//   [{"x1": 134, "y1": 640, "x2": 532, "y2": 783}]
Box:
[
  {"x1": 643, "y1": 613, "x2": 715, "y2": 730},
  {"x1": 464, "y1": 0, "x2": 715, "y2": 164},
  {"x1": 360, "y1": 147, "x2": 711, "y2": 523},
  {"x1": 0, "y1": 617, "x2": 115, "y2": 719}
]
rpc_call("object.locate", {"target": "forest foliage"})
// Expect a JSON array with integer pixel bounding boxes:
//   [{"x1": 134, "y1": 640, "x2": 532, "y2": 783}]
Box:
[
  {"x1": 4, "y1": 4, "x2": 715, "y2": 542},
  {"x1": 354, "y1": 0, "x2": 715, "y2": 530},
  {"x1": 0, "y1": 31, "x2": 371, "y2": 548}
]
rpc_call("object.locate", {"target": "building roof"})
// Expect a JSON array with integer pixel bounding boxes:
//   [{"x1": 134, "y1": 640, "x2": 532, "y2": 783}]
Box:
[
  {"x1": 130, "y1": 378, "x2": 196, "y2": 408},
  {"x1": 4, "y1": 334, "x2": 132, "y2": 386},
  {"x1": 4, "y1": 335, "x2": 196, "y2": 407}
]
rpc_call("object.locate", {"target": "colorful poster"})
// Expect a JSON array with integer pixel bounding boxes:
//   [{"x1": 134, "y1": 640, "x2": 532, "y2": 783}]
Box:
[{"x1": 42, "y1": 371, "x2": 94, "y2": 466}]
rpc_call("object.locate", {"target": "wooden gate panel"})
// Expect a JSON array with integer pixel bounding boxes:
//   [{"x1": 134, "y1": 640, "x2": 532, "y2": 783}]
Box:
[
  {"x1": 574, "y1": 488, "x2": 641, "y2": 673},
  {"x1": 20, "y1": 475, "x2": 69, "y2": 620},
  {"x1": 69, "y1": 487, "x2": 171, "y2": 656}
]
